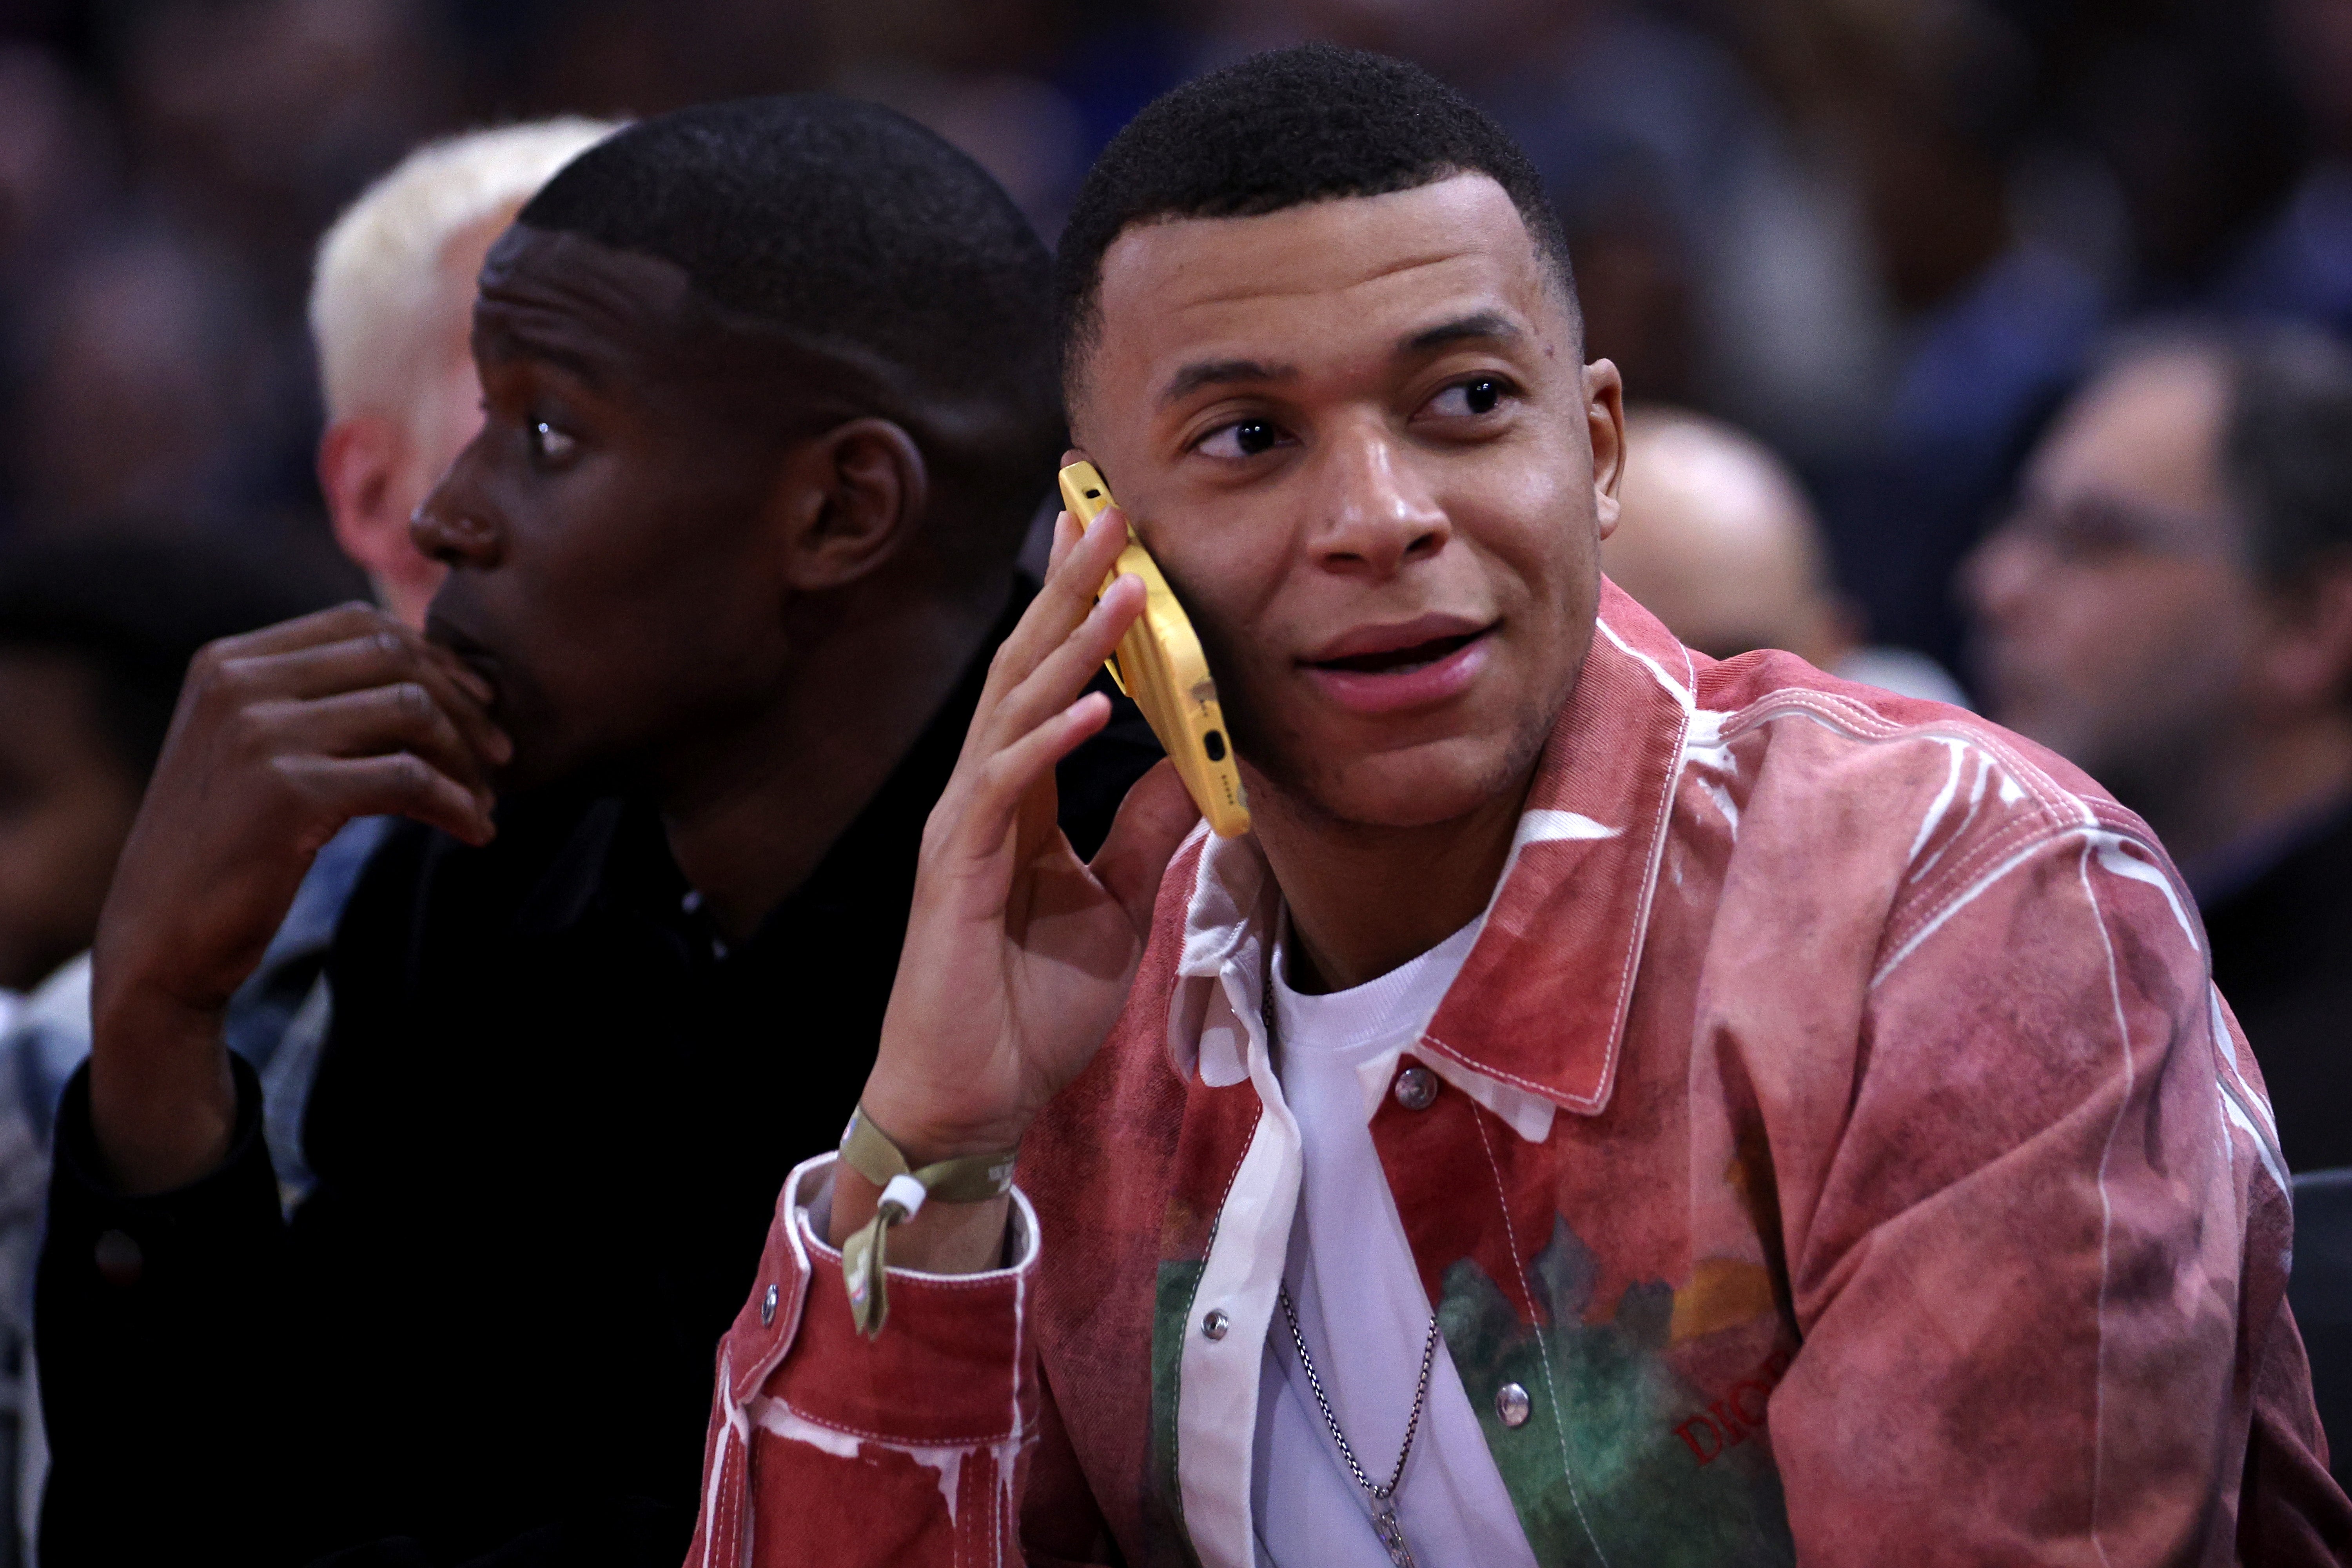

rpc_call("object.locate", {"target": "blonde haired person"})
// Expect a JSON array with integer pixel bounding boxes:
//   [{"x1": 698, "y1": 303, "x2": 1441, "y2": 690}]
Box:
[{"x1": 312, "y1": 118, "x2": 616, "y2": 629}]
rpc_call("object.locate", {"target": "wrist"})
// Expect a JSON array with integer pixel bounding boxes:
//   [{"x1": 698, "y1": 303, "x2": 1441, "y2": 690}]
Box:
[
  {"x1": 826, "y1": 1103, "x2": 1021, "y2": 1300},
  {"x1": 855, "y1": 1078, "x2": 1031, "y2": 1169},
  {"x1": 88, "y1": 978, "x2": 237, "y2": 1197},
  {"x1": 91, "y1": 967, "x2": 226, "y2": 1041},
  {"x1": 827, "y1": 1162, "x2": 1011, "y2": 1274}
]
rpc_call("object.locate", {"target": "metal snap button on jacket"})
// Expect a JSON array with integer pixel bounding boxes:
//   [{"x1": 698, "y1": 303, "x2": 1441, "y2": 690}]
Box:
[
  {"x1": 1495, "y1": 1382, "x2": 1532, "y2": 1428},
  {"x1": 1201, "y1": 1308, "x2": 1230, "y2": 1341},
  {"x1": 1393, "y1": 1065, "x2": 1438, "y2": 1111},
  {"x1": 761, "y1": 1282, "x2": 779, "y2": 1326}
]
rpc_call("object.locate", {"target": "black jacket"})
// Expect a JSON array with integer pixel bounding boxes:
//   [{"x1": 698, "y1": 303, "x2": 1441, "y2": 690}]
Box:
[
  {"x1": 35, "y1": 608, "x2": 1160, "y2": 1567},
  {"x1": 2202, "y1": 802, "x2": 2352, "y2": 1176}
]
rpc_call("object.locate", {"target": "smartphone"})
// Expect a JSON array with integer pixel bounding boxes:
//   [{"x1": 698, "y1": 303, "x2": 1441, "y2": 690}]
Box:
[{"x1": 1057, "y1": 461, "x2": 1251, "y2": 838}]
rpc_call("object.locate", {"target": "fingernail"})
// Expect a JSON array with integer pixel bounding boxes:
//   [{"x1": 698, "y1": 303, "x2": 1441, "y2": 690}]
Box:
[{"x1": 490, "y1": 729, "x2": 514, "y2": 763}]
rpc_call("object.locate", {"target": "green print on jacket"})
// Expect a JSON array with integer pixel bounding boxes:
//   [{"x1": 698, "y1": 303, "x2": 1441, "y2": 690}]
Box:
[
  {"x1": 1145, "y1": 1218, "x2": 1795, "y2": 1566},
  {"x1": 1146, "y1": 1260, "x2": 1210, "y2": 1568},
  {"x1": 1442, "y1": 1215, "x2": 1796, "y2": 1566}
]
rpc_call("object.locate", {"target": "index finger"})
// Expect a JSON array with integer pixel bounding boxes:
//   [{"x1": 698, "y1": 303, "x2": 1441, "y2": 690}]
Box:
[
  {"x1": 979, "y1": 500, "x2": 1134, "y2": 713},
  {"x1": 204, "y1": 602, "x2": 401, "y2": 663}
]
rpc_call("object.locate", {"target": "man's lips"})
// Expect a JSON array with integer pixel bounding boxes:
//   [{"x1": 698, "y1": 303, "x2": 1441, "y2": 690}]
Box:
[
  {"x1": 425, "y1": 615, "x2": 503, "y2": 699},
  {"x1": 1298, "y1": 614, "x2": 1497, "y2": 715},
  {"x1": 1303, "y1": 612, "x2": 1492, "y2": 666}
]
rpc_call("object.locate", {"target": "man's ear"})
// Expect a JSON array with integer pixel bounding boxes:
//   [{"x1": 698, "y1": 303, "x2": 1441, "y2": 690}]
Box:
[
  {"x1": 1586, "y1": 358, "x2": 1627, "y2": 541},
  {"x1": 317, "y1": 415, "x2": 406, "y2": 575},
  {"x1": 774, "y1": 418, "x2": 929, "y2": 592}
]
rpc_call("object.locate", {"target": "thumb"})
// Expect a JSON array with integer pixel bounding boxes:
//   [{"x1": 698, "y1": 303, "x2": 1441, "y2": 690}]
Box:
[{"x1": 1091, "y1": 760, "x2": 1201, "y2": 935}]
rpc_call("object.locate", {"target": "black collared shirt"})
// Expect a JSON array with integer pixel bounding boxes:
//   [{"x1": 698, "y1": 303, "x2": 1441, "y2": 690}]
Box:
[{"x1": 36, "y1": 599, "x2": 1161, "y2": 1568}]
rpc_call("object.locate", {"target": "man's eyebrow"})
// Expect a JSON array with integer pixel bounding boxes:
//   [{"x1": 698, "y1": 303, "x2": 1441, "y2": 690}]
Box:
[
  {"x1": 1157, "y1": 358, "x2": 1298, "y2": 408},
  {"x1": 474, "y1": 319, "x2": 608, "y2": 389},
  {"x1": 1399, "y1": 311, "x2": 1521, "y2": 357}
]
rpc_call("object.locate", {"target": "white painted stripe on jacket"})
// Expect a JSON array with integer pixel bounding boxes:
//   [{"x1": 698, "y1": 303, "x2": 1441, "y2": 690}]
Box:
[{"x1": 2077, "y1": 835, "x2": 2134, "y2": 1568}]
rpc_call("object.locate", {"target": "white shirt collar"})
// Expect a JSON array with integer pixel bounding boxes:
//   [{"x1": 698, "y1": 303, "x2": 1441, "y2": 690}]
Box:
[{"x1": 1166, "y1": 828, "x2": 1556, "y2": 1143}]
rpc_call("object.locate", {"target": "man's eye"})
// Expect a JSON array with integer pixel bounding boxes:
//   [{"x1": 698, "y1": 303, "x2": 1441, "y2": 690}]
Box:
[
  {"x1": 528, "y1": 419, "x2": 578, "y2": 465},
  {"x1": 1426, "y1": 377, "x2": 1510, "y2": 419},
  {"x1": 1196, "y1": 418, "x2": 1285, "y2": 459}
]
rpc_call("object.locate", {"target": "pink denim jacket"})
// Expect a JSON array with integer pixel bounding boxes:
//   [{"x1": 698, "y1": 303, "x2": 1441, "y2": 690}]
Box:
[{"x1": 687, "y1": 584, "x2": 2348, "y2": 1567}]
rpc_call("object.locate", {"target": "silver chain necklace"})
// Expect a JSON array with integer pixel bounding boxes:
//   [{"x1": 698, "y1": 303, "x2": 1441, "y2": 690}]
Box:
[
  {"x1": 1264, "y1": 977, "x2": 1440, "y2": 1568},
  {"x1": 1277, "y1": 1285, "x2": 1440, "y2": 1568}
]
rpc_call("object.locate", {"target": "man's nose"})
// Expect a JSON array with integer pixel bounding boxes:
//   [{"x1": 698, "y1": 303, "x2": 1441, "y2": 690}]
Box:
[
  {"x1": 410, "y1": 459, "x2": 504, "y2": 569},
  {"x1": 1310, "y1": 426, "x2": 1449, "y2": 577}
]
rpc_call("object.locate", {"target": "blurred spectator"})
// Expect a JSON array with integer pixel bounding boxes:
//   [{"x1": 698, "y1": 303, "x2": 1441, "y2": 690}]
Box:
[
  {"x1": 2, "y1": 0, "x2": 464, "y2": 549},
  {"x1": 1608, "y1": 405, "x2": 1853, "y2": 667},
  {"x1": 818, "y1": 0, "x2": 1089, "y2": 230},
  {"x1": 1966, "y1": 325, "x2": 2352, "y2": 1174},
  {"x1": 484, "y1": 0, "x2": 821, "y2": 127},
  {"x1": 0, "y1": 46, "x2": 113, "y2": 292},
  {"x1": 1607, "y1": 406, "x2": 1970, "y2": 705},
  {"x1": 2223, "y1": 0, "x2": 2352, "y2": 336},
  {"x1": 0, "y1": 536, "x2": 332, "y2": 995},
  {"x1": 116, "y1": 0, "x2": 457, "y2": 299},
  {"x1": 2069, "y1": 15, "x2": 2301, "y2": 310},
  {"x1": 1782, "y1": 0, "x2": 2109, "y2": 673},
  {"x1": 9, "y1": 234, "x2": 279, "y2": 535},
  {"x1": 0, "y1": 45, "x2": 117, "y2": 541},
  {"x1": 487, "y1": 0, "x2": 1089, "y2": 232},
  {"x1": 0, "y1": 532, "x2": 334, "y2": 1567}
]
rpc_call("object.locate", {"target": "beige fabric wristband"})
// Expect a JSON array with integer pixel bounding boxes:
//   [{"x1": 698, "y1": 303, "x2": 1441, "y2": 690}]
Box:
[{"x1": 836, "y1": 1107, "x2": 1018, "y2": 1339}]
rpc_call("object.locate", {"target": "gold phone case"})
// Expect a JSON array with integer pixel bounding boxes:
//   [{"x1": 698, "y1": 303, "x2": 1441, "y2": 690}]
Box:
[{"x1": 1057, "y1": 461, "x2": 1251, "y2": 838}]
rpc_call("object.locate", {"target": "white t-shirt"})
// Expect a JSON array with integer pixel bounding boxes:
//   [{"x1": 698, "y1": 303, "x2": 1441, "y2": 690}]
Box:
[{"x1": 1250, "y1": 918, "x2": 1539, "y2": 1568}]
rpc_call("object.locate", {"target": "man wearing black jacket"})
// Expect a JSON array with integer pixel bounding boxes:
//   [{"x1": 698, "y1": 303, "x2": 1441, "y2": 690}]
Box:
[{"x1": 35, "y1": 99, "x2": 1160, "y2": 1566}]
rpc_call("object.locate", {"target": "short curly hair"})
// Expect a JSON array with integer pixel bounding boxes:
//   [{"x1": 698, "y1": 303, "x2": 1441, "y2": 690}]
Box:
[
  {"x1": 1054, "y1": 43, "x2": 1579, "y2": 396},
  {"x1": 518, "y1": 96, "x2": 1061, "y2": 577}
]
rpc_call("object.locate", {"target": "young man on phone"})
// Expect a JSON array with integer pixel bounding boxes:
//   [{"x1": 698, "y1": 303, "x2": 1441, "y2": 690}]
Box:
[{"x1": 690, "y1": 46, "x2": 2346, "y2": 1567}]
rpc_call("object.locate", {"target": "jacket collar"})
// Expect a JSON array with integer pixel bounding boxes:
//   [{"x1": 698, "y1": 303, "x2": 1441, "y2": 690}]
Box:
[{"x1": 1172, "y1": 579, "x2": 1693, "y2": 1119}]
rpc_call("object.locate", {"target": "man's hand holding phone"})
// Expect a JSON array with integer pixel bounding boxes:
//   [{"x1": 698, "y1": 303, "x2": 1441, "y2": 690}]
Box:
[{"x1": 838, "y1": 474, "x2": 1201, "y2": 1272}]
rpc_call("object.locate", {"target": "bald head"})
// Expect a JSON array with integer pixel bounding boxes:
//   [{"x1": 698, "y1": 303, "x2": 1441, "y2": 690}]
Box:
[{"x1": 1603, "y1": 408, "x2": 1850, "y2": 668}]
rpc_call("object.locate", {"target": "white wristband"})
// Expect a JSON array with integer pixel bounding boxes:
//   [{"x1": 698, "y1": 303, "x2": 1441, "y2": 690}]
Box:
[{"x1": 879, "y1": 1172, "x2": 928, "y2": 1222}]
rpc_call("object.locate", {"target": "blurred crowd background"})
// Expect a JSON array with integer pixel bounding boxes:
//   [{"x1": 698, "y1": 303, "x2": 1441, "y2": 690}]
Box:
[{"x1": 2, "y1": 0, "x2": 2348, "y2": 670}]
